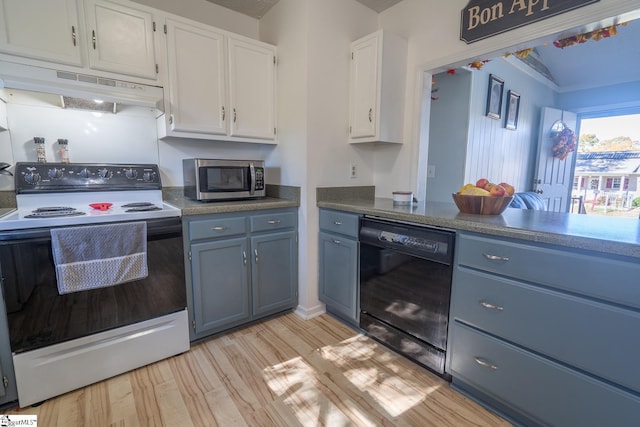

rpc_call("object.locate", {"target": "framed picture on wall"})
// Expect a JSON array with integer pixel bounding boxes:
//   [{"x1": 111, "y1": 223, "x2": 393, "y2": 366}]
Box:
[
  {"x1": 486, "y1": 74, "x2": 504, "y2": 120},
  {"x1": 505, "y1": 90, "x2": 521, "y2": 130}
]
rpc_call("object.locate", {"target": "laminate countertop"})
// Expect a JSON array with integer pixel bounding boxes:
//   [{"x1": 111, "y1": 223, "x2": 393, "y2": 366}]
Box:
[
  {"x1": 163, "y1": 185, "x2": 299, "y2": 216},
  {"x1": 317, "y1": 198, "x2": 640, "y2": 259}
]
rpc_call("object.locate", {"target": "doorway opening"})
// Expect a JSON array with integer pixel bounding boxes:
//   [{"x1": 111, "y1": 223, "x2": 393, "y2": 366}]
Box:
[{"x1": 573, "y1": 112, "x2": 640, "y2": 218}]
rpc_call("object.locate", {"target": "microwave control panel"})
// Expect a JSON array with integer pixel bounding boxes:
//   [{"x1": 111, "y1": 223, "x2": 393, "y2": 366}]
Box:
[{"x1": 255, "y1": 167, "x2": 265, "y2": 190}]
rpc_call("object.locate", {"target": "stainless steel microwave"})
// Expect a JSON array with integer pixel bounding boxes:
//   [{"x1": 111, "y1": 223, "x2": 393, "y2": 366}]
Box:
[{"x1": 183, "y1": 159, "x2": 266, "y2": 201}]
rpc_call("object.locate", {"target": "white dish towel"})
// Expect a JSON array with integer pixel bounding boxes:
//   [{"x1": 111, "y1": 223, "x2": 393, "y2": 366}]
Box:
[{"x1": 50, "y1": 221, "x2": 148, "y2": 295}]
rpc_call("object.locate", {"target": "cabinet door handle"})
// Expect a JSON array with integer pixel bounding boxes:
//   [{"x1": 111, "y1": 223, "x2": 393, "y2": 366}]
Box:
[
  {"x1": 479, "y1": 300, "x2": 504, "y2": 311},
  {"x1": 221, "y1": 106, "x2": 225, "y2": 121},
  {"x1": 233, "y1": 108, "x2": 237, "y2": 122},
  {"x1": 267, "y1": 219, "x2": 281, "y2": 225},
  {"x1": 211, "y1": 226, "x2": 228, "y2": 231},
  {"x1": 92, "y1": 30, "x2": 97, "y2": 50},
  {"x1": 333, "y1": 221, "x2": 342, "y2": 225},
  {"x1": 482, "y1": 253, "x2": 509, "y2": 262},
  {"x1": 242, "y1": 250, "x2": 247, "y2": 265},
  {"x1": 368, "y1": 108, "x2": 373, "y2": 122},
  {"x1": 71, "y1": 26, "x2": 77, "y2": 46},
  {"x1": 474, "y1": 357, "x2": 498, "y2": 370},
  {"x1": 332, "y1": 239, "x2": 341, "y2": 245},
  {"x1": 254, "y1": 249, "x2": 259, "y2": 263}
]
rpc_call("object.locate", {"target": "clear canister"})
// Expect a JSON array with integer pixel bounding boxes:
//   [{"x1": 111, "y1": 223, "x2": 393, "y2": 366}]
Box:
[
  {"x1": 57, "y1": 139, "x2": 69, "y2": 163},
  {"x1": 34, "y1": 137, "x2": 47, "y2": 163}
]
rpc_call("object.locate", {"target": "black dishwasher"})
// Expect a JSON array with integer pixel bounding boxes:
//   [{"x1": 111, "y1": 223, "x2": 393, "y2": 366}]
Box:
[{"x1": 359, "y1": 217, "x2": 454, "y2": 378}]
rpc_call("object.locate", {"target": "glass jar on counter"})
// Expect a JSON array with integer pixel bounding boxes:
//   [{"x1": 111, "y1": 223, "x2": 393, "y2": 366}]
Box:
[
  {"x1": 34, "y1": 137, "x2": 47, "y2": 163},
  {"x1": 57, "y1": 139, "x2": 69, "y2": 163}
]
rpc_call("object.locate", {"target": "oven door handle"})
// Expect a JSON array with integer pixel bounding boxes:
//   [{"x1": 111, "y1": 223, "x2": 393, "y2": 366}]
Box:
[{"x1": 0, "y1": 218, "x2": 182, "y2": 242}]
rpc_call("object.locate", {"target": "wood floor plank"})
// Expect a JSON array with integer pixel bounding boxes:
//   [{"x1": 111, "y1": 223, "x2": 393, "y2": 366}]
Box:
[{"x1": 2, "y1": 313, "x2": 512, "y2": 426}]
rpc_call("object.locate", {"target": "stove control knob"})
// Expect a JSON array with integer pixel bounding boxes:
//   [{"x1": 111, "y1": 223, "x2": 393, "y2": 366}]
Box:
[
  {"x1": 79, "y1": 168, "x2": 91, "y2": 178},
  {"x1": 24, "y1": 171, "x2": 41, "y2": 185},
  {"x1": 124, "y1": 168, "x2": 138, "y2": 180},
  {"x1": 97, "y1": 168, "x2": 112, "y2": 179},
  {"x1": 142, "y1": 171, "x2": 156, "y2": 182},
  {"x1": 48, "y1": 168, "x2": 63, "y2": 179}
]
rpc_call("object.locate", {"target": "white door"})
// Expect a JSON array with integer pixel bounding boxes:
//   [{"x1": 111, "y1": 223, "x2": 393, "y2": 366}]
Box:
[
  {"x1": 534, "y1": 107, "x2": 577, "y2": 212},
  {"x1": 227, "y1": 36, "x2": 276, "y2": 140},
  {"x1": 165, "y1": 18, "x2": 226, "y2": 135},
  {"x1": 85, "y1": 0, "x2": 157, "y2": 80},
  {"x1": 0, "y1": 0, "x2": 82, "y2": 66},
  {"x1": 349, "y1": 33, "x2": 379, "y2": 140}
]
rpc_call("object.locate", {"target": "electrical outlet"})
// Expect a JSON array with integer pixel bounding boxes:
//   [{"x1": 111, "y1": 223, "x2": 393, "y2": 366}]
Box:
[
  {"x1": 350, "y1": 164, "x2": 357, "y2": 179},
  {"x1": 427, "y1": 165, "x2": 436, "y2": 178}
]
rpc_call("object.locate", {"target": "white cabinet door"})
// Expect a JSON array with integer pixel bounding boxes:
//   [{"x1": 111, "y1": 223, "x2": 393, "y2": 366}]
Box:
[
  {"x1": 84, "y1": 0, "x2": 157, "y2": 80},
  {"x1": 349, "y1": 30, "x2": 406, "y2": 144},
  {"x1": 349, "y1": 32, "x2": 379, "y2": 140},
  {"x1": 165, "y1": 18, "x2": 226, "y2": 135},
  {"x1": 0, "y1": 0, "x2": 82, "y2": 66},
  {"x1": 228, "y1": 36, "x2": 276, "y2": 140}
]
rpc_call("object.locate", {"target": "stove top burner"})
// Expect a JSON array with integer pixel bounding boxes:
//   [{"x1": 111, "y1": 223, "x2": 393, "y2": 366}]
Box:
[
  {"x1": 33, "y1": 207, "x2": 77, "y2": 212},
  {"x1": 122, "y1": 202, "x2": 155, "y2": 208},
  {"x1": 25, "y1": 209, "x2": 86, "y2": 218},
  {"x1": 124, "y1": 205, "x2": 162, "y2": 212}
]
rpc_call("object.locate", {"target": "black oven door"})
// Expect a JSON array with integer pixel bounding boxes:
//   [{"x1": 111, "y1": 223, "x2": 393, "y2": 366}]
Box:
[{"x1": 0, "y1": 217, "x2": 186, "y2": 354}]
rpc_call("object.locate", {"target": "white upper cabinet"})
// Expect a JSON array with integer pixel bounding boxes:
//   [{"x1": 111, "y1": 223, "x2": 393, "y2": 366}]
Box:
[
  {"x1": 227, "y1": 36, "x2": 276, "y2": 141},
  {"x1": 160, "y1": 18, "x2": 277, "y2": 143},
  {"x1": 165, "y1": 17, "x2": 226, "y2": 136},
  {"x1": 0, "y1": 0, "x2": 83, "y2": 66},
  {"x1": 84, "y1": 0, "x2": 157, "y2": 80},
  {"x1": 349, "y1": 30, "x2": 407, "y2": 144}
]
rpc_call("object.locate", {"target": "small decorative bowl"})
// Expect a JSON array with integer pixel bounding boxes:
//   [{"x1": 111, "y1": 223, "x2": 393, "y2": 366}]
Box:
[
  {"x1": 89, "y1": 202, "x2": 113, "y2": 211},
  {"x1": 452, "y1": 194, "x2": 513, "y2": 215}
]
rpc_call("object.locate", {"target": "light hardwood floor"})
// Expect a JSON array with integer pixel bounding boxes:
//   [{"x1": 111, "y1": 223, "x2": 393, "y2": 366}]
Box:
[{"x1": 4, "y1": 313, "x2": 511, "y2": 426}]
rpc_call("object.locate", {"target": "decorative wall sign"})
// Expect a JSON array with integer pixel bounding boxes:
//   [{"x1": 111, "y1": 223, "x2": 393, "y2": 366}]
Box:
[
  {"x1": 461, "y1": 0, "x2": 601, "y2": 44},
  {"x1": 505, "y1": 90, "x2": 520, "y2": 130},
  {"x1": 486, "y1": 74, "x2": 504, "y2": 120}
]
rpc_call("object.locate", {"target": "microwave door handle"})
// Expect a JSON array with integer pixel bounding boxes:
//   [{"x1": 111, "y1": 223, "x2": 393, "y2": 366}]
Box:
[{"x1": 249, "y1": 162, "x2": 256, "y2": 195}]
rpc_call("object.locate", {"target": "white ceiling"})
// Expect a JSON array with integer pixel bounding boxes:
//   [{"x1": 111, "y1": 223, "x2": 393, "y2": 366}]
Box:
[
  {"x1": 203, "y1": 0, "x2": 639, "y2": 92},
  {"x1": 528, "y1": 19, "x2": 640, "y2": 92}
]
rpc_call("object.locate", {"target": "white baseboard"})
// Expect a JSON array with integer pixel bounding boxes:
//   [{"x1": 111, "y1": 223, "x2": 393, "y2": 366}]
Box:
[{"x1": 293, "y1": 303, "x2": 326, "y2": 320}]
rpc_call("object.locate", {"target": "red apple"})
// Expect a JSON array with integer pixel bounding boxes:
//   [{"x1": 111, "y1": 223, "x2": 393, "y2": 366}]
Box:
[
  {"x1": 499, "y1": 182, "x2": 515, "y2": 196},
  {"x1": 476, "y1": 178, "x2": 490, "y2": 189},
  {"x1": 490, "y1": 184, "x2": 506, "y2": 197}
]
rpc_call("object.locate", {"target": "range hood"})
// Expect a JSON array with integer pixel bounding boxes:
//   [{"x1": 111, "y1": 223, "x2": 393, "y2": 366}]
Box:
[{"x1": 0, "y1": 61, "x2": 164, "y2": 112}]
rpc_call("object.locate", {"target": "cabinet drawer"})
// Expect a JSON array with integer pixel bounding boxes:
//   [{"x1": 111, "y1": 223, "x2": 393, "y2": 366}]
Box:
[
  {"x1": 188, "y1": 216, "x2": 246, "y2": 240},
  {"x1": 251, "y1": 211, "x2": 296, "y2": 232},
  {"x1": 453, "y1": 267, "x2": 640, "y2": 394},
  {"x1": 456, "y1": 233, "x2": 640, "y2": 309},
  {"x1": 319, "y1": 210, "x2": 360, "y2": 237},
  {"x1": 450, "y1": 323, "x2": 640, "y2": 427}
]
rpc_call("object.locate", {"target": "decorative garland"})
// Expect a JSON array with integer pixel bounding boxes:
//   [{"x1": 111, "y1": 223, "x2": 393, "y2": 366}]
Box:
[
  {"x1": 550, "y1": 121, "x2": 577, "y2": 160},
  {"x1": 552, "y1": 22, "x2": 627, "y2": 48}
]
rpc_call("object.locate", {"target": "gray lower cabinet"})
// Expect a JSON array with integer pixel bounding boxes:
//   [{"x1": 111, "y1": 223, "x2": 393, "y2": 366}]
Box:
[
  {"x1": 0, "y1": 265, "x2": 18, "y2": 407},
  {"x1": 449, "y1": 231, "x2": 640, "y2": 426},
  {"x1": 318, "y1": 209, "x2": 360, "y2": 325},
  {"x1": 185, "y1": 208, "x2": 298, "y2": 341}
]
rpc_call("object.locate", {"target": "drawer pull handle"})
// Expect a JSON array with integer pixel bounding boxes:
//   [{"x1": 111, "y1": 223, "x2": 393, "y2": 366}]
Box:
[
  {"x1": 332, "y1": 239, "x2": 341, "y2": 245},
  {"x1": 333, "y1": 221, "x2": 343, "y2": 225},
  {"x1": 267, "y1": 219, "x2": 281, "y2": 225},
  {"x1": 212, "y1": 226, "x2": 228, "y2": 231},
  {"x1": 482, "y1": 253, "x2": 509, "y2": 262},
  {"x1": 474, "y1": 357, "x2": 498, "y2": 370},
  {"x1": 480, "y1": 301, "x2": 504, "y2": 311}
]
